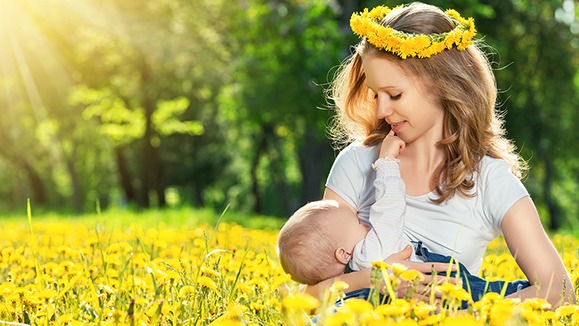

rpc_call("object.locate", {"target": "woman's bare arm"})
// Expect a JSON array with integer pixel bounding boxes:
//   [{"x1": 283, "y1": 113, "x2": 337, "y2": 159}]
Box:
[{"x1": 501, "y1": 196, "x2": 576, "y2": 307}]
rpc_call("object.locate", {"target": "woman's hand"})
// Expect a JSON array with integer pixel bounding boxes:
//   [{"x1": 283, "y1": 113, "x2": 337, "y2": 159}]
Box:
[
  {"x1": 385, "y1": 245, "x2": 453, "y2": 274},
  {"x1": 383, "y1": 245, "x2": 458, "y2": 301}
]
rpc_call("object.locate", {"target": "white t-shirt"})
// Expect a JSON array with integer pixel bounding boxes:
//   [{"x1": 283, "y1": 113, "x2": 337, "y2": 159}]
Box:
[{"x1": 326, "y1": 142, "x2": 529, "y2": 274}]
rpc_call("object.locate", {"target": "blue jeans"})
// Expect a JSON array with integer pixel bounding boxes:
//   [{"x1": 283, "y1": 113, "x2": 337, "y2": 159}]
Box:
[{"x1": 342, "y1": 242, "x2": 530, "y2": 308}]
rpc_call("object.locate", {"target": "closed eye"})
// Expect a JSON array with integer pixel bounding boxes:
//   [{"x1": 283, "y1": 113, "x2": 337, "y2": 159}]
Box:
[{"x1": 390, "y1": 93, "x2": 402, "y2": 100}]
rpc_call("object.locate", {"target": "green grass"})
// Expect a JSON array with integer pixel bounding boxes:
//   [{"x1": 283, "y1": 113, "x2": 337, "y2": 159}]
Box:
[{"x1": 1, "y1": 205, "x2": 286, "y2": 231}]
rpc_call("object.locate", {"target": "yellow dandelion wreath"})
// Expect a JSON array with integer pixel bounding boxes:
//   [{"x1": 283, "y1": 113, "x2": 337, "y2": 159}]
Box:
[{"x1": 350, "y1": 5, "x2": 477, "y2": 59}]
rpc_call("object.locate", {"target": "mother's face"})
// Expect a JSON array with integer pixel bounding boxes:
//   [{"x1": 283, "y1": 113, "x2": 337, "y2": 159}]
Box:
[{"x1": 362, "y1": 54, "x2": 444, "y2": 145}]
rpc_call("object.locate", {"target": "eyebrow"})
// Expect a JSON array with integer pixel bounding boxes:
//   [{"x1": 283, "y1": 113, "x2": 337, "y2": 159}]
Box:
[{"x1": 367, "y1": 85, "x2": 401, "y2": 92}]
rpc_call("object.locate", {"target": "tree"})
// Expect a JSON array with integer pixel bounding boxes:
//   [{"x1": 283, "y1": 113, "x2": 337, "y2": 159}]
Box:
[
  {"x1": 216, "y1": 0, "x2": 345, "y2": 216},
  {"x1": 67, "y1": 0, "x2": 207, "y2": 208}
]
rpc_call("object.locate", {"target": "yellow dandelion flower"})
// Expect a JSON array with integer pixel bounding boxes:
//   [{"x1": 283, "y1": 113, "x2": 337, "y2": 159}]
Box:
[
  {"x1": 421, "y1": 313, "x2": 444, "y2": 324},
  {"x1": 201, "y1": 266, "x2": 220, "y2": 277},
  {"x1": 396, "y1": 320, "x2": 420, "y2": 326},
  {"x1": 236, "y1": 282, "x2": 253, "y2": 296},
  {"x1": 282, "y1": 292, "x2": 320, "y2": 311},
  {"x1": 522, "y1": 298, "x2": 551, "y2": 311},
  {"x1": 519, "y1": 308, "x2": 544, "y2": 325},
  {"x1": 106, "y1": 268, "x2": 119, "y2": 278},
  {"x1": 324, "y1": 310, "x2": 356, "y2": 326},
  {"x1": 439, "y1": 314, "x2": 480, "y2": 325},
  {"x1": 250, "y1": 300, "x2": 265, "y2": 312},
  {"x1": 134, "y1": 297, "x2": 147, "y2": 305},
  {"x1": 542, "y1": 311, "x2": 557, "y2": 324},
  {"x1": 342, "y1": 298, "x2": 373, "y2": 314},
  {"x1": 412, "y1": 301, "x2": 436, "y2": 319},
  {"x1": 571, "y1": 269, "x2": 579, "y2": 290},
  {"x1": 198, "y1": 275, "x2": 218, "y2": 290},
  {"x1": 375, "y1": 298, "x2": 410, "y2": 316},
  {"x1": 400, "y1": 269, "x2": 425, "y2": 282},
  {"x1": 397, "y1": 38, "x2": 414, "y2": 59},
  {"x1": 449, "y1": 286, "x2": 471, "y2": 302},
  {"x1": 414, "y1": 35, "x2": 431, "y2": 50},
  {"x1": 556, "y1": 304, "x2": 578, "y2": 317},
  {"x1": 37, "y1": 289, "x2": 58, "y2": 300},
  {"x1": 165, "y1": 270, "x2": 180, "y2": 281},
  {"x1": 179, "y1": 285, "x2": 195, "y2": 296},
  {"x1": 488, "y1": 302, "x2": 516, "y2": 325},
  {"x1": 225, "y1": 302, "x2": 247, "y2": 318},
  {"x1": 371, "y1": 261, "x2": 391, "y2": 269},
  {"x1": 330, "y1": 281, "x2": 349, "y2": 293},
  {"x1": 390, "y1": 263, "x2": 407, "y2": 275},
  {"x1": 161, "y1": 301, "x2": 174, "y2": 316},
  {"x1": 436, "y1": 282, "x2": 458, "y2": 294},
  {"x1": 0, "y1": 283, "x2": 15, "y2": 295}
]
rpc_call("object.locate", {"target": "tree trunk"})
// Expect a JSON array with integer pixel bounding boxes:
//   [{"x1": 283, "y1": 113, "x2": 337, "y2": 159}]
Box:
[
  {"x1": 269, "y1": 135, "x2": 291, "y2": 216},
  {"x1": 543, "y1": 157, "x2": 561, "y2": 230},
  {"x1": 139, "y1": 110, "x2": 153, "y2": 208},
  {"x1": 250, "y1": 127, "x2": 270, "y2": 214},
  {"x1": 21, "y1": 159, "x2": 48, "y2": 206},
  {"x1": 298, "y1": 126, "x2": 333, "y2": 208},
  {"x1": 115, "y1": 147, "x2": 137, "y2": 204},
  {"x1": 0, "y1": 130, "x2": 49, "y2": 206},
  {"x1": 64, "y1": 156, "x2": 83, "y2": 213},
  {"x1": 138, "y1": 101, "x2": 167, "y2": 208}
]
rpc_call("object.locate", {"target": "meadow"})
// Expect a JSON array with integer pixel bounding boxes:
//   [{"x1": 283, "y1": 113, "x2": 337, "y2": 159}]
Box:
[{"x1": 0, "y1": 206, "x2": 578, "y2": 325}]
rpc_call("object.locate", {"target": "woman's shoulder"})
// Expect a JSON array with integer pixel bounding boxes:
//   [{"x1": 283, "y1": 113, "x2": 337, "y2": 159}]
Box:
[
  {"x1": 479, "y1": 155, "x2": 514, "y2": 176},
  {"x1": 340, "y1": 142, "x2": 377, "y2": 156},
  {"x1": 478, "y1": 155, "x2": 526, "y2": 192},
  {"x1": 335, "y1": 142, "x2": 379, "y2": 165}
]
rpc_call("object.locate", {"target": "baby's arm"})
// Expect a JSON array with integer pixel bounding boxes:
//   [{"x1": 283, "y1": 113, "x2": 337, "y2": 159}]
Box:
[{"x1": 350, "y1": 132, "x2": 407, "y2": 269}]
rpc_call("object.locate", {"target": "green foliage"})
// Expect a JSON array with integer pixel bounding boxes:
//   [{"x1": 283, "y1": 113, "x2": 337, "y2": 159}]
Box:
[
  {"x1": 0, "y1": 0, "x2": 577, "y2": 228},
  {"x1": 153, "y1": 97, "x2": 204, "y2": 137},
  {"x1": 70, "y1": 86, "x2": 145, "y2": 145}
]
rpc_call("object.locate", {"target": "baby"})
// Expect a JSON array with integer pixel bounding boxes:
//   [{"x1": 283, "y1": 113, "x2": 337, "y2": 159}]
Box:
[{"x1": 277, "y1": 131, "x2": 412, "y2": 284}]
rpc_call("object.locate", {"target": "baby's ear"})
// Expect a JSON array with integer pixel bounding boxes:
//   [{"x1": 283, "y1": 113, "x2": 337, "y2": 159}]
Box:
[{"x1": 335, "y1": 248, "x2": 352, "y2": 265}]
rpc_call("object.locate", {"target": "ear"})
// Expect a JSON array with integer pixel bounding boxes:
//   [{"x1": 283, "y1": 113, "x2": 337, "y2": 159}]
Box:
[{"x1": 335, "y1": 247, "x2": 352, "y2": 265}]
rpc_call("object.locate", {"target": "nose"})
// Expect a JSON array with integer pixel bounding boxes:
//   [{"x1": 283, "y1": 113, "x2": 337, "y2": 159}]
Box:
[{"x1": 375, "y1": 98, "x2": 394, "y2": 120}]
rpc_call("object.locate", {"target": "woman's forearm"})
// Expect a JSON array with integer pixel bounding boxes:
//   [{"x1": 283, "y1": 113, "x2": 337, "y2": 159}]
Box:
[
  {"x1": 304, "y1": 269, "x2": 372, "y2": 298},
  {"x1": 504, "y1": 273, "x2": 576, "y2": 308}
]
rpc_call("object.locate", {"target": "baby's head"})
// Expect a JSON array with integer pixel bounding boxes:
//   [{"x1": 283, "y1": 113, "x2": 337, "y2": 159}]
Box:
[{"x1": 276, "y1": 199, "x2": 368, "y2": 285}]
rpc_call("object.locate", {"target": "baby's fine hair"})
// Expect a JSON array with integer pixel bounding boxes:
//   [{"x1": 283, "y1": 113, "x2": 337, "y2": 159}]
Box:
[
  {"x1": 328, "y1": 2, "x2": 526, "y2": 203},
  {"x1": 276, "y1": 200, "x2": 345, "y2": 285}
]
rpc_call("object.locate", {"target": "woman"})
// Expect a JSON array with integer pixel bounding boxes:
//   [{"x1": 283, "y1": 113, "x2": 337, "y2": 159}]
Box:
[{"x1": 314, "y1": 2, "x2": 575, "y2": 307}]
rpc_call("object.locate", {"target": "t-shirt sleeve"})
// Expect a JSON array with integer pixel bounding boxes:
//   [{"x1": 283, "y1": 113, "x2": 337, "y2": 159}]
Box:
[
  {"x1": 325, "y1": 145, "x2": 366, "y2": 210},
  {"x1": 481, "y1": 158, "x2": 530, "y2": 231}
]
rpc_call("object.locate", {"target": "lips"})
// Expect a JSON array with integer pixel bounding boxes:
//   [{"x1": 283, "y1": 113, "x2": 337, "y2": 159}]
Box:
[{"x1": 390, "y1": 121, "x2": 405, "y2": 133}]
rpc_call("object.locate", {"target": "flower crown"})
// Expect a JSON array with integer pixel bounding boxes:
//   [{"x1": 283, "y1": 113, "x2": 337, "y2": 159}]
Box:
[{"x1": 350, "y1": 5, "x2": 476, "y2": 59}]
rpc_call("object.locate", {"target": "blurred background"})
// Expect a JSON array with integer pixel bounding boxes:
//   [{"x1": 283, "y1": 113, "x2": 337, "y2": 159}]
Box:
[{"x1": 0, "y1": 0, "x2": 577, "y2": 229}]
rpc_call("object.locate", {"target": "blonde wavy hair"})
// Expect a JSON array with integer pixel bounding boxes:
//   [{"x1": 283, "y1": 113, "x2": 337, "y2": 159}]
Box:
[{"x1": 328, "y1": 2, "x2": 526, "y2": 203}]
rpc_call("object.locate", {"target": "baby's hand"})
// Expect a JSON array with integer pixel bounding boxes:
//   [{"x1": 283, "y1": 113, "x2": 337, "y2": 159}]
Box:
[{"x1": 379, "y1": 130, "x2": 406, "y2": 158}]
